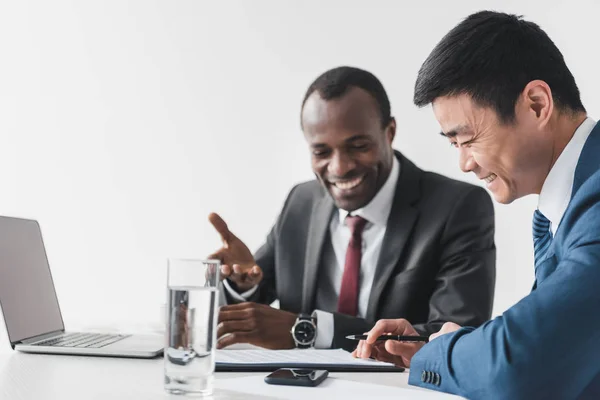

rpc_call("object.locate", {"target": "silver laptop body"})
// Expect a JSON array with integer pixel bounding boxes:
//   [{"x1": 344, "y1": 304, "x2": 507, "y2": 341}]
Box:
[{"x1": 0, "y1": 216, "x2": 163, "y2": 358}]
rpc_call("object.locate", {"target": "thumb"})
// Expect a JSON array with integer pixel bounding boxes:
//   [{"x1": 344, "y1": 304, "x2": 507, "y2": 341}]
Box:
[
  {"x1": 208, "y1": 213, "x2": 235, "y2": 244},
  {"x1": 384, "y1": 340, "x2": 417, "y2": 356}
]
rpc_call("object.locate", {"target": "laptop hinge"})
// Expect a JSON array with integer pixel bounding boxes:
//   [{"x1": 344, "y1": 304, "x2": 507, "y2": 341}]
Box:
[{"x1": 17, "y1": 329, "x2": 65, "y2": 346}]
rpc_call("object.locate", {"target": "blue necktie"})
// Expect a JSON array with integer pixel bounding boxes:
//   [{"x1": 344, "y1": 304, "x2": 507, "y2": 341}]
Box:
[{"x1": 532, "y1": 210, "x2": 553, "y2": 268}]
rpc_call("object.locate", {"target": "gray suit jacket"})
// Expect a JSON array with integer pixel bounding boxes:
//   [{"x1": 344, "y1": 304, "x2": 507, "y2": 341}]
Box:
[{"x1": 231, "y1": 151, "x2": 496, "y2": 350}]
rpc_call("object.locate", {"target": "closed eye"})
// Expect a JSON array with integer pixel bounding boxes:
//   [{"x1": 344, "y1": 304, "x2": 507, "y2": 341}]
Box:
[
  {"x1": 351, "y1": 143, "x2": 370, "y2": 151},
  {"x1": 462, "y1": 139, "x2": 474, "y2": 148},
  {"x1": 313, "y1": 149, "x2": 331, "y2": 157},
  {"x1": 450, "y1": 139, "x2": 474, "y2": 148}
]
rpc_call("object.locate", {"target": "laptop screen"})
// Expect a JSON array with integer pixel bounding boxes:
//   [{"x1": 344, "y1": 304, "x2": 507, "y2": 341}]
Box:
[{"x1": 0, "y1": 216, "x2": 64, "y2": 345}]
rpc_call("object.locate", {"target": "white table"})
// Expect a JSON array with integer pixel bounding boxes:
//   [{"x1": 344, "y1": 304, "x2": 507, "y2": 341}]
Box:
[
  {"x1": 0, "y1": 320, "x2": 461, "y2": 400},
  {"x1": 0, "y1": 348, "x2": 464, "y2": 400}
]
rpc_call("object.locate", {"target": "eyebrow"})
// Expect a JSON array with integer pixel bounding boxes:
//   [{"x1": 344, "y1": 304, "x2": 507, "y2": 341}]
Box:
[
  {"x1": 344, "y1": 134, "x2": 371, "y2": 143},
  {"x1": 439, "y1": 125, "x2": 471, "y2": 138},
  {"x1": 310, "y1": 134, "x2": 371, "y2": 148}
]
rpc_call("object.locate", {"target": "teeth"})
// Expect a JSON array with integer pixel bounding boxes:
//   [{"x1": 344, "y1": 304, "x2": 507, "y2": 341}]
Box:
[
  {"x1": 333, "y1": 176, "x2": 364, "y2": 190},
  {"x1": 483, "y1": 174, "x2": 497, "y2": 183}
]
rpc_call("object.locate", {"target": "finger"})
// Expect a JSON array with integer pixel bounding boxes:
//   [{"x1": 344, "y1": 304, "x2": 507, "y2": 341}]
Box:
[
  {"x1": 229, "y1": 265, "x2": 262, "y2": 288},
  {"x1": 216, "y1": 331, "x2": 255, "y2": 349},
  {"x1": 221, "y1": 301, "x2": 258, "y2": 312},
  {"x1": 207, "y1": 248, "x2": 226, "y2": 262},
  {"x1": 220, "y1": 264, "x2": 232, "y2": 279},
  {"x1": 248, "y1": 265, "x2": 263, "y2": 279},
  {"x1": 370, "y1": 345, "x2": 395, "y2": 364},
  {"x1": 232, "y1": 264, "x2": 247, "y2": 276},
  {"x1": 441, "y1": 322, "x2": 461, "y2": 333},
  {"x1": 208, "y1": 213, "x2": 232, "y2": 244},
  {"x1": 218, "y1": 307, "x2": 255, "y2": 323},
  {"x1": 430, "y1": 322, "x2": 461, "y2": 342},
  {"x1": 230, "y1": 264, "x2": 251, "y2": 284},
  {"x1": 217, "y1": 320, "x2": 255, "y2": 338},
  {"x1": 353, "y1": 341, "x2": 363, "y2": 358},
  {"x1": 384, "y1": 340, "x2": 420, "y2": 357},
  {"x1": 366, "y1": 319, "x2": 404, "y2": 344},
  {"x1": 244, "y1": 265, "x2": 263, "y2": 286},
  {"x1": 358, "y1": 340, "x2": 373, "y2": 359}
]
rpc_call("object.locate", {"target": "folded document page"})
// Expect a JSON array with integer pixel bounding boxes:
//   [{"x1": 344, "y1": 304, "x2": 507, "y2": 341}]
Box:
[{"x1": 216, "y1": 348, "x2": 404, "y2": 372}]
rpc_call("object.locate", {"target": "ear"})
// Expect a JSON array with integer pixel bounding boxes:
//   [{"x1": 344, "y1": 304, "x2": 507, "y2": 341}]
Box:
[
  {"x1": 521, "y1": 80, "x2": 553, "y2": 128},
  {"x1": 386, "y1": 117, "x2": 397, "y2": 144}
]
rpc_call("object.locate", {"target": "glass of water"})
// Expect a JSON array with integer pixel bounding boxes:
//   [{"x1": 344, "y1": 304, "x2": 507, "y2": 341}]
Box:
[{"x1": 165, "y1": 258, "x2": 220, "y2": 396}]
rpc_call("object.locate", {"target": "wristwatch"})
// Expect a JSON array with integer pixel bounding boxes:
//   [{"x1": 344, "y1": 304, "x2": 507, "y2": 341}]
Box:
[{"x1": 290, "y1": 313, "x2": 317, "y2": 349}]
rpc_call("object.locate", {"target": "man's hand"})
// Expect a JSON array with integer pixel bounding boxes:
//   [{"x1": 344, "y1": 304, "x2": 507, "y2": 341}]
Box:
[
  {"x1": 216, "y1": 303, "x2": 297, "y2": 350},
  {"x1": 429, "y1": 322, "x2": 462, "y2": 341},
  {"x1": 352, "y1": 319, "x2": 426, "y2": 368},
  {"x1": 208, "y1": 213, "x2": 263, "y2": 291}
]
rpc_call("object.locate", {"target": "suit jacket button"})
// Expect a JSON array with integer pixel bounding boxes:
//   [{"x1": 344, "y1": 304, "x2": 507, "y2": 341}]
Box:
[
  {"x1": 421, "y1": 371, "x2": 427, "y2": 382},
  {"x1": 427, "y1": 371, "x2": 433, "y2": 383},
  {"x1": 433, "y1": 373, "x2": 440, "y2": 386}
]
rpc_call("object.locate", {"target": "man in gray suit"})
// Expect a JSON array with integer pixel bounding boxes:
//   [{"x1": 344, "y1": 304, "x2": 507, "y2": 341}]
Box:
[{"x1": 210, "y1": 66, "x2": 496, "y2": 351}]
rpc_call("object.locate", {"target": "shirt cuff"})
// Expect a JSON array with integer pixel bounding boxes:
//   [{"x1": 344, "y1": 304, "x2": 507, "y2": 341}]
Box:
[
  {"x1": 312, "y1": 310, "x2": 334, "y2": 349},
  {"x1": 222, "y1": 279, "x2": 259, "y2": 303}
]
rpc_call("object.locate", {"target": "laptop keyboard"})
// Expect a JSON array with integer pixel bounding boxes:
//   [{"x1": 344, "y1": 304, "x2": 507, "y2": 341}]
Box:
[{"x1": 32, "y1": 332, "x2": 129, "y2": 348}]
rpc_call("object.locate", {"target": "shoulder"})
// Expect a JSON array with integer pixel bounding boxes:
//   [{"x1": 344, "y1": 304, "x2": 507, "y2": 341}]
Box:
[
  {"x1": 275, "y1": 180, "x2": 327, "y2": 219},
  {"x1": 410, "y1": 163, "x2": 494, "y2": 216},
  {"x1": 400, "y1": 154, "x2": 491, "y2": 205},
  {"x1": 421, "y1": 170, "x2": 487, "y2": 198},
  {"x1": 285, "y1": 180, "x2": 325, "y2": 204},
  {"x1": 270, "y1": 180, "x2": 329, "y2": 234},
  {"x1": 559, "y1": 169, "x2": 600, "y2": 247}
]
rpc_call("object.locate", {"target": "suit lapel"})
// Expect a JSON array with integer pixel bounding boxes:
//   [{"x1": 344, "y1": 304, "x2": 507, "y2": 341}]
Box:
[
  {"x1": 366, "y1": 153, "x2": 421, "y2": 320},
  {"x1": 572, "y1": 121, "x2": 600, "y2": 196},
  {"x1": 532, "y1": 121, "x2": 599, "y2": 291},
  {"x1": 302, "y1": 194, "x2": 335, "y2": 312}
]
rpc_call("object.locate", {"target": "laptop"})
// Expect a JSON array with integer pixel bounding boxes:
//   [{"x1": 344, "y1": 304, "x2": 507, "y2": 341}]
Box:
[{"x1": 0, "y1": 215, "x2": 163, "y2": 358}]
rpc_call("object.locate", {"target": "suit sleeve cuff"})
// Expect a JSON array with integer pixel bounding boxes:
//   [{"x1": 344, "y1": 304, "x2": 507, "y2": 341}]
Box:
[
  {"x1": 312, "y1": 310, "x2": 334, "y2": 349},
  {"x1": 222, "y1": 279, "x2": 258, "y2": 303},
  {"x1": 408, "y1": 327, "x2": 474, "y2": 392}
]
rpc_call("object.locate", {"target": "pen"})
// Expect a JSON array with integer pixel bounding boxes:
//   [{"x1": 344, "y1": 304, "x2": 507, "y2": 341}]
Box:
[{"x1": 345, "y1": 334, "x2": 429, "y2": 342}]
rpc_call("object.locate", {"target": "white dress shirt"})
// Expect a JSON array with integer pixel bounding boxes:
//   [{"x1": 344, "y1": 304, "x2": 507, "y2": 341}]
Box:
[
  {"x1": 313, "y1": 156, "x2": 399, "y2": 348},
  {"x1": 538, "y1": 117, "x2": 596, "y2": 235},
  {"x1": 223, "y1": 156, "x2": 400, "y2": 349}
]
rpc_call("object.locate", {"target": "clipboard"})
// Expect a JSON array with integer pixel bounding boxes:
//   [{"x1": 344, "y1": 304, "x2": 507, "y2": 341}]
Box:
[{"x1": 215, "y1": 349, "x2": 405, "y2": 372}]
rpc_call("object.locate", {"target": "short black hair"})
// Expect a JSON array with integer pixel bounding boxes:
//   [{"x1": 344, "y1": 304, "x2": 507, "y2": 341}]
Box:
[
  {"x1": 414, "y1": 11, "x2": 586, "y2": 122},
  {"x1": 302, "y1": 66, "x2": 392, "y2": 127}
]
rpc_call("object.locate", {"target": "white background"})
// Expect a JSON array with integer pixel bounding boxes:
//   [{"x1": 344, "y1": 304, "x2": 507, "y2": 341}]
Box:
[{"x1": 0, "y1": 1, "x2": 598, "y2": 345}]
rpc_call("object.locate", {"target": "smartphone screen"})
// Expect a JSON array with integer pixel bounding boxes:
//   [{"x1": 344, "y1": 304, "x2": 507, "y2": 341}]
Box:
[{"x1": 265, "y1": 368, "x2": 329, "y2": 387}]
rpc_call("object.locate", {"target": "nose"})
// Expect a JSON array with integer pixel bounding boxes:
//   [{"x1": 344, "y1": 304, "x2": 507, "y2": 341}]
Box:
[
  {"x1": 459, "y1": 147, "x2": 477, "y2": 173},
  {"x1": 328, "y1": 150, "x2": 356, "y2": 178}
]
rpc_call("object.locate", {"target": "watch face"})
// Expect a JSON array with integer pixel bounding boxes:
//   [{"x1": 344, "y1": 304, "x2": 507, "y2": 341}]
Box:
[{"x1": 293, "y1": 320, "x2": 316, "y2": 345}]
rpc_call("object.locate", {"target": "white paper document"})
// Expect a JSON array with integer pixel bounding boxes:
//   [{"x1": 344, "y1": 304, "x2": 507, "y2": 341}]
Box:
[
  {"x1": 215, "y1": 375, "x2": 464, "y2": 400},
  {"x1": 216, "y1": 348, "x2": 395, "y2": 368}
]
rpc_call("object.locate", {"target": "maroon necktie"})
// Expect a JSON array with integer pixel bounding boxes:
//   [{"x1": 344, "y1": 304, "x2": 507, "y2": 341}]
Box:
[{"x1": 337, "y1": 215, "x2": 368, "y2": 316}]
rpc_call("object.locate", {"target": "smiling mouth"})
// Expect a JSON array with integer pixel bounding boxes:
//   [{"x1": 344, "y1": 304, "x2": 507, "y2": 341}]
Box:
[
  {"x1": 483, "y1": 173, "x2": 497, "y2": 184},
  {"x1": 330, "y1": 175, "x2": 365, "y2": 191}
]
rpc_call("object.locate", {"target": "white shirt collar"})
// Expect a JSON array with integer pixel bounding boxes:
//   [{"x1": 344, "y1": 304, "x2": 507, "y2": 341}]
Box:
[
  {"x1": 538, "y1": 117, "x2": 596, "y2": 234},
  {"x1": 338, "y1": 155, "x2": 400, "y2": 227}
]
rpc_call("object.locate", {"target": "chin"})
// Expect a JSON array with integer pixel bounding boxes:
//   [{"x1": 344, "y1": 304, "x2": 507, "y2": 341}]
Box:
[
  {"x1": 492, "y1": 189, "x2": 518, "y2": 205},
  {"x1": 327, "y1": 180, "x2": 377, "y2": 211},
  {"x1": 334, "y1": 199, "x2": 361, "y2": 212}
]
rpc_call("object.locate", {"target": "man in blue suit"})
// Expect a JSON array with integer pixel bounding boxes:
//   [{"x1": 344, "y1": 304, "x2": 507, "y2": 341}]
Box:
[{"x1": 355, "y1": 11, "x2": 599, "y2": 399}]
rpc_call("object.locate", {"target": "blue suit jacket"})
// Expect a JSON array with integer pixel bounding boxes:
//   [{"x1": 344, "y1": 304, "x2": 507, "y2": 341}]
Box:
[{"x1": 409, "y1": 121, "x2": 600, "y2": 399}]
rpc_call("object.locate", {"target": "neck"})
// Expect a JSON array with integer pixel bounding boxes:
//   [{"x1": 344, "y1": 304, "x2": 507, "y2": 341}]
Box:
[
  {"x1": 550, "y1": 112, "x2": 587, "y2": 167},
  {"x1": 536, "y1": 111, "x2": 587, "y2": 193}
]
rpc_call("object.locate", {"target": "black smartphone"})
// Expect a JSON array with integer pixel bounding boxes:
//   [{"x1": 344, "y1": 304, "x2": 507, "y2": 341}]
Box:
[{"x1": 264, "y1": 368, "x2": 329, "y2": 387}]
